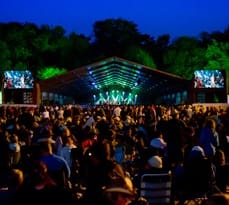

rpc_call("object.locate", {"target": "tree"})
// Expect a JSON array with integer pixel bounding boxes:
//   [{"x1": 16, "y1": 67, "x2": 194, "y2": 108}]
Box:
[
  {"x1": 0, "y1": 22, "x2": 32, "y2": 69},
  {"x1": 153, "y1": 34, "x2": 171, "y2": 69},
  {"x1": 0, "y1": 40, "x2": 11, "y2": 69},
  {"x1": 36, "y1": 67, "x2": 67, "y2": 80},
  {"x1": 59, "y1": 32, "x2": 91, "y2": 69},
  {"x1": 163, "y1": 37, "x2": 206, "y2": 79},
  {"x1": 123, "y1": 45, "x2": 156, "y2": 68},
  {"x1": 204, "y1": 40, "x2": 229, "y2": 90},
  {"x1": 92, "y1": 18, "x2": 142, "y2": 56}
]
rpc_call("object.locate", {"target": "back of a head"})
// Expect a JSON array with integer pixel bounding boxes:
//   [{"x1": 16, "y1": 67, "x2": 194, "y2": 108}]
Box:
[
  {"x1": 8, "y1": 168, "x2": 24, "y2": 189},
  {"x1": 203, "y1": 193, "x2": 229, "y2": 205},
  {"x1": 205, "y1": 119, "x2": 216, "y2": 130},
  {"x1": 213, "y1": 149, "x2": 226, "y2": 166},
  {"x1": 90, "y1": 140, "x2": 114, "y2": 160},
  {"x1": 38, "y1": 141, "x2": 53, "y2": 154},
  {"x1": 188, "y1": 146, "x2": 205, "y2": 160}
]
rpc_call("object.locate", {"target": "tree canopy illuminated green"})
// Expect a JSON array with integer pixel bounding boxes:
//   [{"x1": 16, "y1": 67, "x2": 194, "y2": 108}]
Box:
[
  {"x1": 37, "y1": 67, "x2": 67, "y2": 80},
  {"x1": 205, "y1": 39, "x2": 229, "y2": 90}
]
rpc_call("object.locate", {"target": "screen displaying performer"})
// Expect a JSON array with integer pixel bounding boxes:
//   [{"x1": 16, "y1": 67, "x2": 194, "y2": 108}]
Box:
[
  {"x1": 194, "y1": 70, "x2": 225, "y2": 89},
  {"x1": 3, "y1": 70, "x2": 34, "y2": 89}
]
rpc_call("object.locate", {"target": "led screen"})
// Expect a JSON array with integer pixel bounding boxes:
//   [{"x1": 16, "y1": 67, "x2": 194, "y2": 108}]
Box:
[
  {"x1": 3, "y1": 70, "x2": 34, "y2": 89},
  {"x1": 194, "y1": 70, "x2": 225, "y2": 88}
]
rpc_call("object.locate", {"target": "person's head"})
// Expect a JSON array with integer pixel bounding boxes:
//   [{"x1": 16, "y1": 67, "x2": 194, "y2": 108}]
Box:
[
  {"x1": 38, "y1": 140, "x2": 54, "y2": 155},
  {"x1": 188, "y1": 145, "x2": 205, "y2": 160},
  {"x1": 147, "y1": 155, "x2": 163, "y2": 169},
  {"x1": 38, "y1": 126, "x2": 54, "y2": 142},
  {"x1": 30, "y1": 160, "x2": 48, "y2": 184},
  {"x1": 203, "y1": 193, "x2": 229, "y2": 205},
  {"x1": 90, "y1": 140, "x2": 114, "y2": 161},
  {"x1": 65, "y1": 135, "x2": 77, "y2": 146},
  {"x1": 103, "y1": 177, "x2": 136, "y2": 205},
  {"x1": 29, "y1": 160, "x2": 56, "y2": 188},
  {"x1": 205, "y1": 119, "x2": 216, "y2": 131},
  {"x1": 129, "y1": 197, "x2": 149, "y2": 205},
  {"x1": 60, "y1": 126, "x2": 71, "y2": 137},
  {"x1": 103, "y1": 190, "x2": 134, "y2": 205},
  {"x1": 10, "y1": 134, "x2": 19, "y2": 143},
  {"x1": 8, "y1": 168, "x2": 24, "y2": 190},
  {"x1": 213, "y1": 149, "x2": 226, "y2": 166},
  {"x1": 171, "y1": 109, "x2": 179, "y2": 119}
]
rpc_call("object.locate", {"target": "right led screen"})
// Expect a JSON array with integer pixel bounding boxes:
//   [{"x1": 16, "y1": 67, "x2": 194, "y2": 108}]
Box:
[{"x1": 194, "y1": 69, "x2": 225, "y2": 89}]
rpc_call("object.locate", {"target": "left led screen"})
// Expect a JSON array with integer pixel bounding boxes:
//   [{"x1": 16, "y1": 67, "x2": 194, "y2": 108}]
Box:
[{"x1": 3, "y1": 70, "x2": 34, "y2": 89}]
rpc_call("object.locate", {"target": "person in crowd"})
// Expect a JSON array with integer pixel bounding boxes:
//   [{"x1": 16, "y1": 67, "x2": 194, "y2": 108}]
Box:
[
  {"x1": 17, "y1": 107, "x2": 35, "y2": 130},
  {"x1": 149, "y1": 130, "x2": 167, "y2": 157},
  {"x1": 56, "y1": 106, "x2": 65, "y2": 120},
  {"x1": 212, "y1": 149, "x2": 229, "y2": 193},
  {"x1": 0, "y1": 168, "x2": 24, "y2": 205},
  {"x1": 11, "y1": 160, "x2": 74, "y2": 205},
  {"x1": 166, "y1": 109, "x2": 187, "y2": 169},
  {"x1": 199, "y1": 119, "x2": 220, "y2": 160},
  {"x1": 0, "y1": 129, "x2": 11, "y2": 187},
  {"x1": 113, "y1": 133, "x2": 126, "y2": 165},
  {"x1": 60, "y1": 135, "x2": 78, "y2": 169},
  {"x1": 112, "y1": 105, "x2": 122, "y2": 118},
  {"x1": 59, "y1": 134, "x2": 79, "y2": 185},
  {"x1": 133, "y1": 154, "x2": 169, "y2": 189},
  {"x1": 180, "y1": 146, "x2": 218, "y2": 202},
  {"x1": 135, "y1": 115, "x2": 148, "y2": 153},
  {"x1": 81, "y1": 139, "x2": 130, "y2": 205},
  {"x1": 37, "y1": 139, "x2": 71, "y2": 189},
  {"x1": 144, "y1": 155, "x2": 164, "y2": 171},
  {"x1": 55, "y1": 125, "x2": 72, "y2": 156},
  {"x1": 1, "y1": 103, "x2": 229, "y2": 205},
  {"x1": 202, "y1": 193, "x2": 229, "y2": 205},
  {"x1": 102, "y1": 176, "x2": 137, "y2": 205},
  {"x1": 8, "y1": 134, "x2": 21, "y2": 167}
]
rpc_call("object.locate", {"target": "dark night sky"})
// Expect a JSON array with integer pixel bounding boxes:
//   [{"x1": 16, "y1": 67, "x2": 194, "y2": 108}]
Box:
[{"x1": 0, "y1": 0, "x2": 229, "y2": 40}]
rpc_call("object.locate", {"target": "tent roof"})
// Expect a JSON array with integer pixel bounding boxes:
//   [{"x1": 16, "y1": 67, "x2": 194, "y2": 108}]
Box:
[{"x1": 39, "y1": 56, "x2": 189, "y2": 103}]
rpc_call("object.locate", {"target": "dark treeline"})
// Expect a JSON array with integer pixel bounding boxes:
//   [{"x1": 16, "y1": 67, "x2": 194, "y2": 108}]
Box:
[{"x1": 0, "y1": 18, "x2": 229, "y2": 83}]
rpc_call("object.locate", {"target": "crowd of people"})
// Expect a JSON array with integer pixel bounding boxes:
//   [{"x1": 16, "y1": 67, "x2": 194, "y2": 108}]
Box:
[{"x1": 0, "y1": 103, "x2": 229, "y2": 205}]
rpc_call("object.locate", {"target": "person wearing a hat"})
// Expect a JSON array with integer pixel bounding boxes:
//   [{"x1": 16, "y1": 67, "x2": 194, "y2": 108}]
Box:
[
  {"x1": 150, "y1": 131, "x2": 167, "y2": 157},
  {"x1": 147, "y1": 155, "x2": 163, "y2": 169},
  {"x1": 133, "y1": 155, "x2": 168, "y2": 189},
  {"x1": 102, "y1": 176, "x2": 137, "y2": 205}
]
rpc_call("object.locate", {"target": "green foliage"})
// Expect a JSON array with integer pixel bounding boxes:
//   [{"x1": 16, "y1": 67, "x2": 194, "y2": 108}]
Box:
[
  {"x1": 205, "y1": 39, "x2": 229, "y2": 90},
  {"x1": 124, "y1": 45, "x2": 156, "y2": 68},
  {"x1": 163, "y1": 37, "x2": 206, "y2": 79},
  {"x1": 37, "y1": 67, "x2": 67, "y2": 80},
  {"x1": 0, "y1": 40, "x2": 11, "y2": 69},
  {"x1": 14, "y1": 46, "x2": 32, "y2": 60},
  {"x1": 92, "y1": 18, "x2": 141, "y2": 56},
  {"x1": 205, "y1": 40, "x2": 229, "y2": 69},
  {"x1": 32, "y1": 34, "x2": 56, "y2": 52},
  {"x1": 13, "y1": 62, "x2": 28, "y2": 70},
  {"x1": 60, "y1": 33, "x2": 90, "y2": 68}
]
